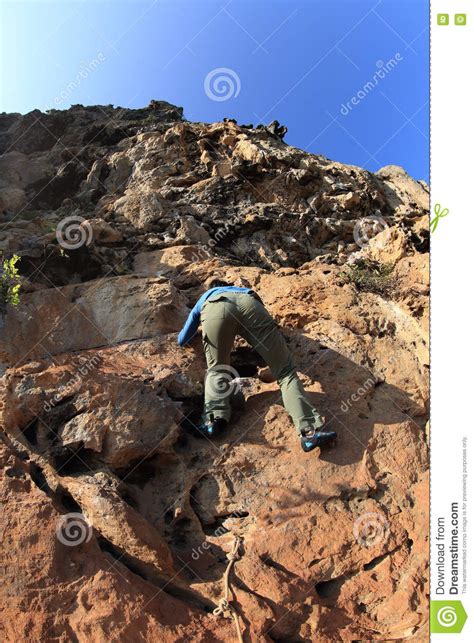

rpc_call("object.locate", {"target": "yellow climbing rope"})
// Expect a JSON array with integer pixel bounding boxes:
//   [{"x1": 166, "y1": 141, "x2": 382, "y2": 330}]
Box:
[{"x1": 213, "y1": 535, "x2": 244, "y2": 643}]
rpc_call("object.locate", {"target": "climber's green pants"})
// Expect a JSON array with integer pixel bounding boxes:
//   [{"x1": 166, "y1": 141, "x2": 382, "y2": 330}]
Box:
[{"x1": 201, "y1": 291, "x2": 324, "y2": 435}]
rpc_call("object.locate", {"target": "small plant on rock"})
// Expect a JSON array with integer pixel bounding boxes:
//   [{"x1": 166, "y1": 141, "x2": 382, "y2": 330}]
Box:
[
  {"x1": 339, "y1": 258, "x2": 394, "y2": 296},
  {"x1": 1, "y1": 253, "x2": 22, "y2": 312}
]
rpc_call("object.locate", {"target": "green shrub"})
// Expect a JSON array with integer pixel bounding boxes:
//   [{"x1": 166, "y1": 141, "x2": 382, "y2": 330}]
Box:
[
  {"x1": 340, "y1": 259, "x2": 394, "y2": 296},
  {"x1": 1, "y1": 254, "x2": 21, "y2": 306}
]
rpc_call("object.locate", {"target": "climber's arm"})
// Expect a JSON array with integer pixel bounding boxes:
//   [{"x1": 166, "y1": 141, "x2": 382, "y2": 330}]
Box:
[{"x1": 178, "y1": 303, "x2": 201, "y2": 346}]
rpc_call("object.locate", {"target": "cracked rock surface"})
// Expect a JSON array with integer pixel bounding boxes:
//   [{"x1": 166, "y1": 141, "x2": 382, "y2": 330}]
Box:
[{"x1": 1, "y1": 101, "x2": 429, "y2": 641}]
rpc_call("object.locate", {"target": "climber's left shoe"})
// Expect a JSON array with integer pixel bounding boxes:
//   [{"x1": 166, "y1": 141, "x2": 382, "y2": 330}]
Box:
[
  {"x1": 300, "y1": 426, "x2": 337, "y2": 452},
  {"x1": 194, "y1": 416, "x2": 228, "y2": 439}
]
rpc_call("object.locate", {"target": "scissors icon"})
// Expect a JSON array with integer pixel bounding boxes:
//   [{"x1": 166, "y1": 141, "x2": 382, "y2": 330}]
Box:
[{"x1": 430, "y1": 203, "x2": 449, "y2": 233}]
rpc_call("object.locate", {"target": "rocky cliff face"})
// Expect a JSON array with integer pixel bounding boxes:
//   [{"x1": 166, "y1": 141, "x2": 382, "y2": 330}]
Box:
[{"x1": 0, "y1": 102, "x2": 429, "y2": 641}]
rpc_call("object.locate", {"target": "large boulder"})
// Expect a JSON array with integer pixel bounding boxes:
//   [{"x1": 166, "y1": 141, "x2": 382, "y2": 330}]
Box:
[{"x1": 0, "y1": 276, "x2": 188, "y2": 369}]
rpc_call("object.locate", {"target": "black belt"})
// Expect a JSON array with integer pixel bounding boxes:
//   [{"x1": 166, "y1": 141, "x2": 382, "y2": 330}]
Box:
[{"x1": 206, "y1": 290, "x2": 263, "y2": 305}]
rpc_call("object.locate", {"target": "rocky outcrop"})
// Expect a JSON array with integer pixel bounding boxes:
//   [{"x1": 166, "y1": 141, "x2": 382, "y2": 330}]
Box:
[{"x1": 0, "y1": 101, "x2": 429, "y2": 641}]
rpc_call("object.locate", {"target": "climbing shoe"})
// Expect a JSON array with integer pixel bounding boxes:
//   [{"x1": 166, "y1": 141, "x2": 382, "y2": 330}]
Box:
[
  {"x1": 194, "y1": 416, "x2": 228, "y2": 439},
  {"x1": 300, "y1": 426, "x2": 337, "y2": 452}
]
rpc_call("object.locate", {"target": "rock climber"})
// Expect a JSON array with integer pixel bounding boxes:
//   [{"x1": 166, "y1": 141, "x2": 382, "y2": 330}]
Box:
[{"x1": 177, "y1": 279, "x2": 337, "y2": 452}]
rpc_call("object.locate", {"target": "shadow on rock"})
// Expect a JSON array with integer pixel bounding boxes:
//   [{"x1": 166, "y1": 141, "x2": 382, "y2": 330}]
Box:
[{"x1": 185, "y1": 334, "x2": 426, "y2": 469}]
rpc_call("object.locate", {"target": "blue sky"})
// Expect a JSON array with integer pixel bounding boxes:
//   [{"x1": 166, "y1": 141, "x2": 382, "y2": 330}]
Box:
[{"x1": 0, "y1": 0, "x2": 429, "y2": 180}]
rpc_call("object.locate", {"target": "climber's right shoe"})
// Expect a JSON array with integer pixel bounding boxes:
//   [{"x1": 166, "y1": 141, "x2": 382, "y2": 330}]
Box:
[
  {"x1": 300, "y1": 426, "x2": 337, "y2": 452},
  {"x1": 194, "y1": 416, "x2": 228, "y2": 439}
]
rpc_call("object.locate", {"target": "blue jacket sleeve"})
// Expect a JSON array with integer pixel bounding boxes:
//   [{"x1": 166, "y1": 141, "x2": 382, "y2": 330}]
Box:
[{"x1": 178, "y1": 303, "x2": 201, "y2": 346}]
